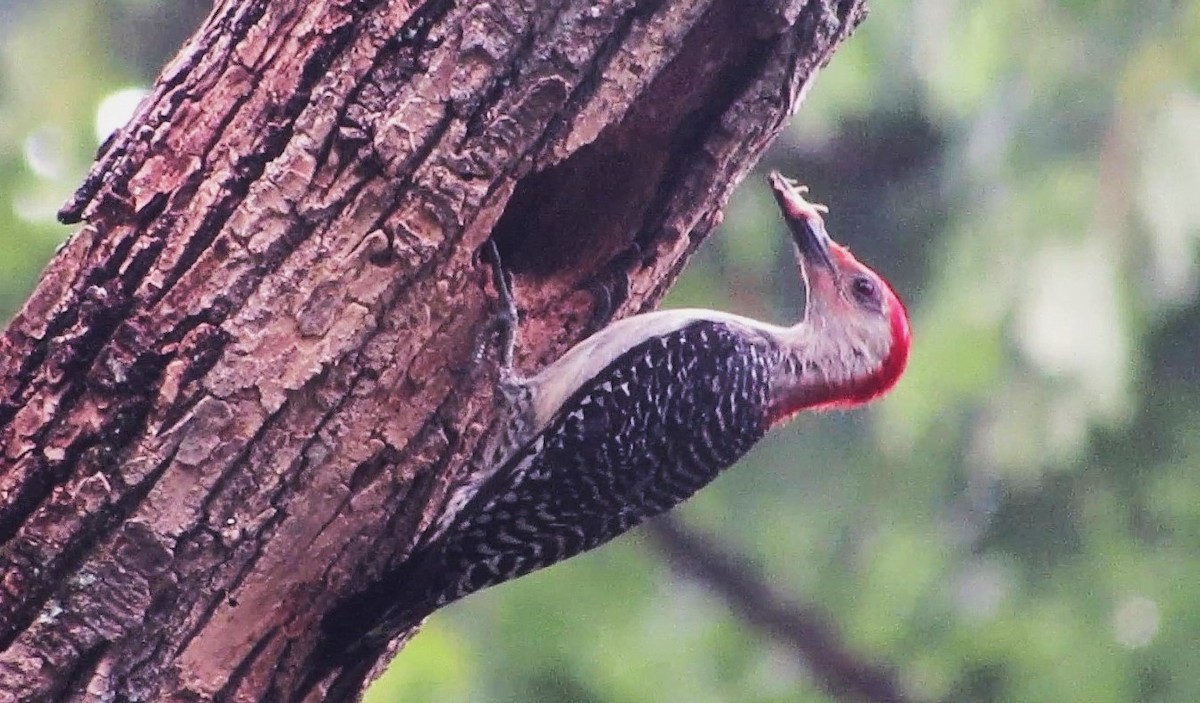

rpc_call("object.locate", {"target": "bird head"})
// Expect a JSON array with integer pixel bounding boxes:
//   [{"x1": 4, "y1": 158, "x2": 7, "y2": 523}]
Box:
[{"x1": 767, "y1": 172, "x2": 911, "y2": 420}]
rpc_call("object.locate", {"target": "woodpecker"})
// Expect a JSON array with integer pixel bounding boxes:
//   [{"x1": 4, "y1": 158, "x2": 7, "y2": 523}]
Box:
[{"x1": 309, "y1": 173, "x2": 911, "y2": 694}]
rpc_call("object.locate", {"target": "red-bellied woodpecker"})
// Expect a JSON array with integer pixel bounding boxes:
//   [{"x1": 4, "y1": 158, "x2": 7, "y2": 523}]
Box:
[{"x1": 308, "y1": 173, "x2": 912, "y2": 693}]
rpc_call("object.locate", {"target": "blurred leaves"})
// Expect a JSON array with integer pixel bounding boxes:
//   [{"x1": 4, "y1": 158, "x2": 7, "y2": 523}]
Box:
[{"x1": 3, "y1": 0, "x2": 1200, "y2": 701}]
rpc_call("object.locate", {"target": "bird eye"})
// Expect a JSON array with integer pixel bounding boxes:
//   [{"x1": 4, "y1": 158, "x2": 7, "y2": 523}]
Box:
[{"x1": 850, "y1": 276, "x2": 880, "y2": 308}]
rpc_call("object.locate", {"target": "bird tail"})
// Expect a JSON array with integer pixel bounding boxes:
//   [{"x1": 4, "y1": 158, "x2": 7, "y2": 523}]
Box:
[
  {"x1": 299, "y1": 600, "x2": 430, "y2": 701},
  {"x1": 299, "y1": 555, "x2": 440, "y2": 700}
]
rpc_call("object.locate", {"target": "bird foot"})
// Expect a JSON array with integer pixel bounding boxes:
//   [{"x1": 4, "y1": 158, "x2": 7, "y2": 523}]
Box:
[{"x1": 467, "y1": 240, "x2": 521, "y2": 384}]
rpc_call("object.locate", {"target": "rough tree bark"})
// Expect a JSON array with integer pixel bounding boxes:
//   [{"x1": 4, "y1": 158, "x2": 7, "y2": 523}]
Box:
[{"x1": 0, "y1": 0, "x2": 867, "y2": 700}]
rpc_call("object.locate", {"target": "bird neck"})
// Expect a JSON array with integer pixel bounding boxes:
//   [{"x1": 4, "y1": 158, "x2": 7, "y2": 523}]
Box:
[{"x1": 765, "y1": 308, "x2": 910, "y2": 427}]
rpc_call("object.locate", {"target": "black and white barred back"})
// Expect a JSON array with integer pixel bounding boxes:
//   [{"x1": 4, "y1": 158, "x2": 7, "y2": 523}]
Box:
[
  {"x1": 309, "y1": 320, "x2": 777, "y2": 683},
  {"x1": 412, "y1": 319, "x2": 775, "y2": 611}
]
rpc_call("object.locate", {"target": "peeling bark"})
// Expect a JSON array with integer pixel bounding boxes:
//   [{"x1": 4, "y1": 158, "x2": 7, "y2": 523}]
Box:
[{"x1": 0, "y1": 0, "x2": 867, "y2": 700}]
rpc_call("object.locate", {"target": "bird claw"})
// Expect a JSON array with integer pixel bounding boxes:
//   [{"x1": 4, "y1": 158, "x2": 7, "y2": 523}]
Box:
[{"x1": 468, "y1": 241, "x2": 520, "y2": 379}]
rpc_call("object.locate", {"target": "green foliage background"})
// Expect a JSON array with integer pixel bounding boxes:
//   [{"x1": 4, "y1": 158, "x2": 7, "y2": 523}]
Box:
[{"x1": 2, "y1": 1, "x2": 1198, "y2": 701}]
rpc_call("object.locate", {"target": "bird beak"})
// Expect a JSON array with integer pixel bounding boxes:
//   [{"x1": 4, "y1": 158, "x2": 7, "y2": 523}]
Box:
[{"x1": 768, "y1": 172, "x2": 836, "y2": 274}]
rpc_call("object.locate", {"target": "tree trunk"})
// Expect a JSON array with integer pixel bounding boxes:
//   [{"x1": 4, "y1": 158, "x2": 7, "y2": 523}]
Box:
[{"x1": 0, "y1": 0, "x2": 866, "y2": 700}]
